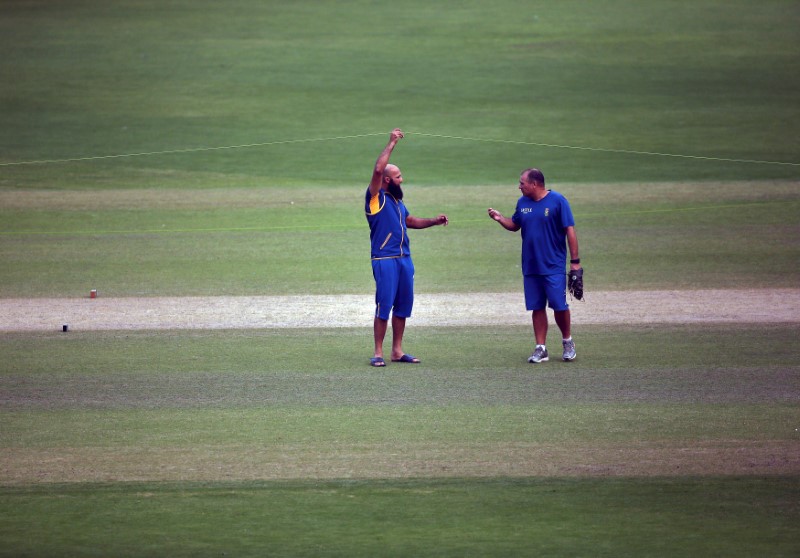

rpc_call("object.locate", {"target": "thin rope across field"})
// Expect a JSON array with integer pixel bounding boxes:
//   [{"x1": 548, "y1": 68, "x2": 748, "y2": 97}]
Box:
[{"x1": 2, "y1": 131, "x2": 797, "y2": 167}]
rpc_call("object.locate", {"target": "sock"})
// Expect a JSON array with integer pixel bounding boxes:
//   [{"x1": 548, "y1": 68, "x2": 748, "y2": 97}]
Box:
[{"x1": 563, "y1": 337, "x2": 572, "y2": 342}]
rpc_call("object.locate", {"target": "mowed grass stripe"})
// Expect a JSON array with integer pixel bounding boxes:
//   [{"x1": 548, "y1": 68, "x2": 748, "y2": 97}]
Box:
[
  {"x1": 2, "y1": 324, "x2": 798, "y2": 483},
  {"x1": 3, "y1": 439, "x2": 797, "y2": 483},
  {"x1": 1, "y1": 182, "x2": 798, "y2": 298},
  {"x1": 1, "y1": 478, "x2": 797, "y2": 557}
]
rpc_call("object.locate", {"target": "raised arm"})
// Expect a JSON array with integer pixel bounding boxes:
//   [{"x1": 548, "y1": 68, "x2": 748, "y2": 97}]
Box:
[
  {"x1": 487, "y1": 208, "x2": 520, "y2": 232},
  {"x1": 369, "y1": 128, "x2": 404, "y2": 197}
]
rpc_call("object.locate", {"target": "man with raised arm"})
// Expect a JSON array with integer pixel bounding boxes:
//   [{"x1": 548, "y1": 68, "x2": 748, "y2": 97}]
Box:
[{"x1": 365, "y1": 128, "x2": 449, "y2": 367}]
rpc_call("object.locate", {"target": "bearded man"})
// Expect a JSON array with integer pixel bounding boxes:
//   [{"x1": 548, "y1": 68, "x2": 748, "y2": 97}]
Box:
[{"x1": 365, "y1": 128, "x2": 449, "y2": 367}]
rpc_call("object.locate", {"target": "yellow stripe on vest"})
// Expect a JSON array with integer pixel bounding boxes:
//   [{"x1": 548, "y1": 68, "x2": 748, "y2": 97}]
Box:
[{"x1": 367, "y1": 193, "x2": 384, "y2": 215}]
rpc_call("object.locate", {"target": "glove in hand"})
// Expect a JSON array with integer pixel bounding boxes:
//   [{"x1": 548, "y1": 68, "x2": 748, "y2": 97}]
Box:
[{"x1": 568, "y1": 268, "x2": 584, "y2": 301}]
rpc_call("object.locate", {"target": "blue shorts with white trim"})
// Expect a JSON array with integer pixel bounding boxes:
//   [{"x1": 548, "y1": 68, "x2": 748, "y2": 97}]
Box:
[
  {"x1": 372, "y1": 256, "x2": 415, "y2": 320},
  {"x1": 523, "y1": 273, "x2": 569, "y2": 312}
]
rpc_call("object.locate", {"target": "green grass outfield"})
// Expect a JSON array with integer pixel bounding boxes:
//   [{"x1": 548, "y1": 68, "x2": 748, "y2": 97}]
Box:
[
  {"x1": 1, "y1": 0, "x2": 798, "y2": 184},
  {"x1": 1, "y1": 478, "x2": 797, "y2": 557},
  {"x1": 1, "y1": 181, "x2": 798, "y2": 297},
  {"x1": 1, "y1": 325, "x2": 799, "y2": 556},
  {"x1": 1, "y1": 0, "x2": 799, "y2": 556}
]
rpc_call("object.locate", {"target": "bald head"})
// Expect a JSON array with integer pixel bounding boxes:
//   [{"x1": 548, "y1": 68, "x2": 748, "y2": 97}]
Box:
[
  {"x1": 382, "y1": 164, "x2": 404, "y2": 199},
  {"x1": 383, "y1": 164, "x2": 403, "y2": 188},
  {"x1": 383, "y1": 164, "x2": 401, "y2": 180}
]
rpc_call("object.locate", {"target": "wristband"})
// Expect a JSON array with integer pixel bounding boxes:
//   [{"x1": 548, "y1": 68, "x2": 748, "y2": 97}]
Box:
[{"x1": 570, "y1": 258, "x2": 580, "y2": 264}]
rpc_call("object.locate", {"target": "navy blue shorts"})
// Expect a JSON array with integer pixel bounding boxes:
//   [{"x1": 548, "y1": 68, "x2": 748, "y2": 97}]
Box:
[
  {"x1": 372, "y1": 257, "x2": 415, "y2": 320},
  {"x1": 523, "y1": 273, "x2": 569, "y2": 312}
]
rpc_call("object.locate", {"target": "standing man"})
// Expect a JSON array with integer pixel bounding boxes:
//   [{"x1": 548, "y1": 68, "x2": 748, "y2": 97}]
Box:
[
  {"x1": 365, "y1": 128, "x2": 449, "y2": 367},
  {"x1": 487, "y1": 168, "x2": 582, "y2": 363}
]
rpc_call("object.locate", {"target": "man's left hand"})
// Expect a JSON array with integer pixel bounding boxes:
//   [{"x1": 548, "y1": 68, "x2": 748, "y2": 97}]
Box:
[{"x1": 568, "y1": 267, "x2": 584, "y2": 301}]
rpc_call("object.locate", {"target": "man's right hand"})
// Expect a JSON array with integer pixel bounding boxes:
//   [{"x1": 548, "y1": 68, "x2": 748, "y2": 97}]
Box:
[
  {"x1": 371, "y1": 129, "x2": 404, "y2": 194},
  {"x1": 488, "y1": 208, "x2": 520, "y2": 232}
]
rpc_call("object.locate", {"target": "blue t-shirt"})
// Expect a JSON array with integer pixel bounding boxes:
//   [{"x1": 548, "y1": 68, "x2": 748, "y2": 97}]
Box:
[
  {"x1": 365, "y1": 188, "x2": 410, "y2": 260},
  {"x1": 511, "y1": 190, "x2": 575, "y2": 275}
]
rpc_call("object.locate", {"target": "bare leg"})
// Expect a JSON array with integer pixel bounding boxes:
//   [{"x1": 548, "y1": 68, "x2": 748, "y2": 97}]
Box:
[
  {"x1": 374, "y1": 316, "x2": 388, "y2": 358},
  {"x1": 554, "y1": 309, "x2": 571, "y2": 339},
  {"x1": 391, "y1": 315, "x2": 407, "y2": 361},
  {"x1": 532, "y1": 309, "x2": 548, "y2": 345}
]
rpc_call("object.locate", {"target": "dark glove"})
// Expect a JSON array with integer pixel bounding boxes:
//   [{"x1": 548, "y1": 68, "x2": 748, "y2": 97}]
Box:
[{"x1": 567, "y1": 267, "x2": 584, "y2": 301}]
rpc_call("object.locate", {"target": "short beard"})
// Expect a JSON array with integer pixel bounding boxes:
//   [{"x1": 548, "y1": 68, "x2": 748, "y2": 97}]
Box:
[{"x1": 386, "y1": 179, "x2": 403, "y2": 200}]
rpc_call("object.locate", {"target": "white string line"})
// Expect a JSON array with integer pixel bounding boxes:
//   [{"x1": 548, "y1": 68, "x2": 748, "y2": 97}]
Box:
[
  {"x1": 1, "y1": 130, "x2": 797, "y2": 167},
  {"x1": 0, "y1": 132, "x2": 386, "y2": 167},
  {"x1": 408, "y1": 132, "x2": 800, "y2": 167}
]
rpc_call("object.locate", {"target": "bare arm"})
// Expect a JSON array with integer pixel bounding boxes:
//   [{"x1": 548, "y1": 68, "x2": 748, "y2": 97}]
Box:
[
  {"x1": 487, "y1": 208, "x2": 520, "y2": 232},
  {"x1": 369, "y1": 128, "x2": 404, "y2": 197},
  {"x1": 406, "y1": 214, "x2": 449, "y2": 229},
  {"x1": 566, "y1": 226, "x2": 580, "y2": 270}
]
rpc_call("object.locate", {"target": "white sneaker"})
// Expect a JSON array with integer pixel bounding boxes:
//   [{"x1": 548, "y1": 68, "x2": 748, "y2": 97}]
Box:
[
  {"x1": 562, "y1": 338, "x2": 576, "y2": 361},
  {"x1": 528, "y1": 346, "x2": 549, "y2": 363}
]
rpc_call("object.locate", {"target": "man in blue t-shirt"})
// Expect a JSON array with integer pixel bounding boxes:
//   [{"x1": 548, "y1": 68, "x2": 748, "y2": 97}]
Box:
[
  {"x1": 365, "y1": 129, "x2": 449, "y2": 367},
  {"x1": 487, "y1": 168, "x2": 582, "y2": 363}
]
